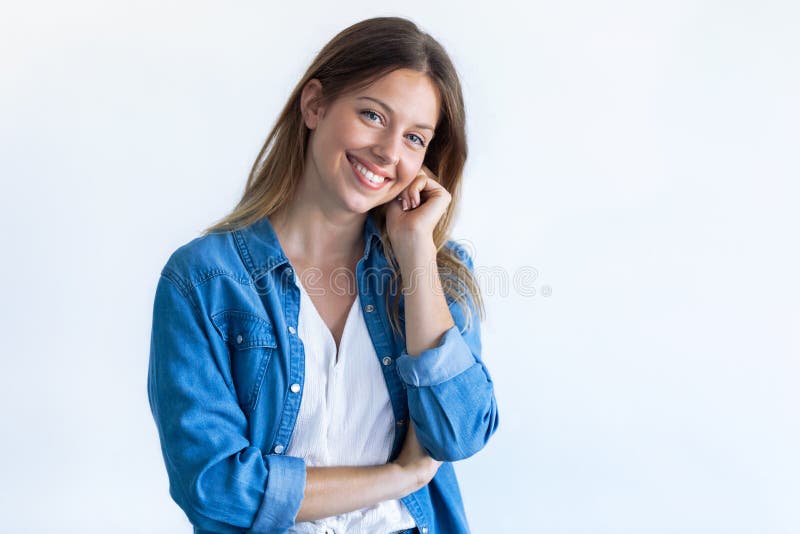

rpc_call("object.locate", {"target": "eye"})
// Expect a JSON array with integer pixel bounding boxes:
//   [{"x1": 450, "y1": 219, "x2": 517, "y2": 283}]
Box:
[
  {"x1": 360, "y1": 109, "x2": 383, "y2": 123},
  {"x1": 407, "y1": 133, "x2": 426, "y2": 147}
]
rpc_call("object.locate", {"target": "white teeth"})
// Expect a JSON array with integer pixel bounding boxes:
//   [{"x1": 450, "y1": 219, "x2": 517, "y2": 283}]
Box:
[{"x1": 351, "y1": 158, "x2": 385, "y2": 184}]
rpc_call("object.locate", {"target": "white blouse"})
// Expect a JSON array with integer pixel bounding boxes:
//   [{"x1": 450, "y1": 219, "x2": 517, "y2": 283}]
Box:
[{"x1": 286, "y1": 276, "x2": 417, "y2": 534}]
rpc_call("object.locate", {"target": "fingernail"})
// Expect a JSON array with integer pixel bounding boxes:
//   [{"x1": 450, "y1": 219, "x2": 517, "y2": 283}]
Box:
[
  {"x1": 411, "y1": 199, "x2": 418, "y2": 209},
  {"x1": 402, "y1": 199, "x2": 409, "y2": 211}
]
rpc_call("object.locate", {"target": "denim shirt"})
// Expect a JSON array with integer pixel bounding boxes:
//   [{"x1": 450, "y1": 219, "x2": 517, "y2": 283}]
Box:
[{"x1": 147, "y1": 211, "x2": 500, "y2": 534}]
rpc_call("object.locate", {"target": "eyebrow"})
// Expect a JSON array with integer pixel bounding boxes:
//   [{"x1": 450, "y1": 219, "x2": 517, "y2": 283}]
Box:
[{"x1": 356, "y1": 96, "x2": 435, "y2": 132}]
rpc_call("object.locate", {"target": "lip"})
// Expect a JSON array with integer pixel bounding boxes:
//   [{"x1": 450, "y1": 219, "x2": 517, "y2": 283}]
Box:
[{"x1": 347, "y1": 154, "x2": 392, "y2": 190}]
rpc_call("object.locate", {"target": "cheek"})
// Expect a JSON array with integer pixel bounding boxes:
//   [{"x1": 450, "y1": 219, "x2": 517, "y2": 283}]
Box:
[
  {"x1": 396, "y1": 161, "x2": 423, "y2": 186},
  {"x1": 333, "y1": 117, "x2": 373, "y2": 145},
  {"x1": 316, "y1": 117, "x2": 362, "y2": 152}
]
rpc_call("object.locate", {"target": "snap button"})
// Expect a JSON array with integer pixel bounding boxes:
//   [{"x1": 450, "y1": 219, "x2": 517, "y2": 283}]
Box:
[
  {"x1": 382, "y1": 356, "x2": 392, "y2": 366},
  {"x1": 288, "y1": 326, "x2": 296, "y2": 334},
  {"x1": 273, "y1": 444, "x2": 284, "y2": 454},
  {"x1": 235, "y1": 334, "x2": 243, "y2": 344},
  {"x1": 421, "y1": 527, "x2": 428, "y2": 534},
  {"x1": 365, "y1": 304, "x2": 374, "y2": 312},
  {"x1": 396, "y1": 419, "x2": 405, "y2": 426},
  {"x1": 290, "y1": 383, "x2": 301, "y2": 393},
  {"x1": 286, "y1": 267, "x2": 293, "y2": 276}
]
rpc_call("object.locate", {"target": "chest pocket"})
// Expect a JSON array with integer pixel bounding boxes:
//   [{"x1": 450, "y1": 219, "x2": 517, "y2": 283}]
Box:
[{"x1": 211, "y1": 310, "x2": 277, "y2": 414}]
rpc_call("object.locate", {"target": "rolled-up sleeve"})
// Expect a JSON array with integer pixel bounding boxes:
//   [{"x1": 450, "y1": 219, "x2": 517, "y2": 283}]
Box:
[
  {"x1": 147, "y1": 273, "x2": 306, "y2": 533},
  {"x1": 396, "y1": 325, "x2": 475, "y2": 387},
  {"x1": 395, "y1": 244, "x2": 500, "y2": 462}
]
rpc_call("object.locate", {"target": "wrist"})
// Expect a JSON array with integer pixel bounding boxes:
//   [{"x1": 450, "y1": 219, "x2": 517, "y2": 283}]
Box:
[{"x1": 393, "y1": 234, "x2": 436, "y2": 265}]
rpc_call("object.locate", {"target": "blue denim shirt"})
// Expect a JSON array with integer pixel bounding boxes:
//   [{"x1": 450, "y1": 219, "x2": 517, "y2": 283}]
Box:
[{"x1": 147, "y1": 211, "x2": 499, "y2": 534}]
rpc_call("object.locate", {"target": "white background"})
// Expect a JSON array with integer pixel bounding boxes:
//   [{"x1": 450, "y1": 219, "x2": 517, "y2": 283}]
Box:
[{"x1": 1, "y1": 1, "x2": 798, "y2": 532}]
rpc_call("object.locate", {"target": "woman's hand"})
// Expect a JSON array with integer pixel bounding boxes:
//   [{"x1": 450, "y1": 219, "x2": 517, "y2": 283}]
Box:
[
  {"x1": 385, "y1": 164, "x2": 452, "y2": 257},
  {"x1": 390, "y1": 420, "x2": 443, "y2": 494}
]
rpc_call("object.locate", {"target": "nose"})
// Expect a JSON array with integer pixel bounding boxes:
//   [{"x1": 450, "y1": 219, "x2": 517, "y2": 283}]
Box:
[{"x1": 371, "y1": 130, "x2": 401, "y2": 166}]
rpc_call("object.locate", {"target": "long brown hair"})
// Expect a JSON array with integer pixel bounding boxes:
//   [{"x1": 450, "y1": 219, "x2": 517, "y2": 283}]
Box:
[{"x1": 202, "y1": 16, "x2": 484, "y2": 336}]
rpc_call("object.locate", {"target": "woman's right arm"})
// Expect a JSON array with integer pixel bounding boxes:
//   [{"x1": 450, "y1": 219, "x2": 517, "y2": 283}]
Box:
[{"x1": 149, "y1": 274, "x2": 308, "y2": 533}]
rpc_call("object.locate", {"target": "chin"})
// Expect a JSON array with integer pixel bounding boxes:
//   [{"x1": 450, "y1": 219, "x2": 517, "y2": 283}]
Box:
[
  {"x1": 342, "y1": 196, "x2": 377, "y2": 215},
  {"x1": 340, "y1": 188, "x2": 390, "y2": 215}
]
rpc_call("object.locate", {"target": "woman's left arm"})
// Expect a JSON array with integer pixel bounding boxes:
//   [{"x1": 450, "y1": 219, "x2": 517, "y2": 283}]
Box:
[{"x1": 387, "y1": 168, "x2": 500, "y2": 462}]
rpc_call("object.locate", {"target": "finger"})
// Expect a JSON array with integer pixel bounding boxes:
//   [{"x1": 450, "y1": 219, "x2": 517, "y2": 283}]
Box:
[
  {"x1": 419, "y1": 164, "x2": 436, "y2": 181},
  {"x1": 406, "y1": 185, "x2": 417, "y2": 210},
  {"x1": 413, "y1": 175, "x2": 430, "y2": 208}
]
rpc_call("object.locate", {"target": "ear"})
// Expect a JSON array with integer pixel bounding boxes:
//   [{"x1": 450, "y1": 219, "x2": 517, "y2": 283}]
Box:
[{"x1": 300, "y1": 78, "x2": 326, "y2": 130}]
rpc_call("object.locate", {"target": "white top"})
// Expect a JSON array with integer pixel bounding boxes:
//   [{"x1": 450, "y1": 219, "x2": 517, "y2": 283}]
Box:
[{"x1": 286, "y1": 276, "x2": 417, "y2": 534}]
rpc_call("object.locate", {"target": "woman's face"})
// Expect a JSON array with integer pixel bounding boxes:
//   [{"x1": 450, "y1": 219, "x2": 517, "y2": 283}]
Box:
[{"x1": 300, "y1": 68, "x2": 441, "y2": 214}]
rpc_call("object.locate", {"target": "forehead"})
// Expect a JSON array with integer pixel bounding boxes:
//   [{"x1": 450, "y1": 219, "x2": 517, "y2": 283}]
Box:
[{"x1": 345, "y1": 68, "x2": 440, "y2": 127}]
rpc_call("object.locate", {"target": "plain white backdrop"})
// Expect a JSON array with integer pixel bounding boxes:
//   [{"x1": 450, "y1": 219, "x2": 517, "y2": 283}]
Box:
[{"x1": 1, "y1": 1, "x2": 798, "y2": 532}]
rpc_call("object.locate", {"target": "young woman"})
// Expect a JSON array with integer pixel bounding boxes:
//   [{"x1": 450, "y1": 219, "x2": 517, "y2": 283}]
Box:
[{"x1": 148, "y1": 16, "x2": 499, "y2": 534}]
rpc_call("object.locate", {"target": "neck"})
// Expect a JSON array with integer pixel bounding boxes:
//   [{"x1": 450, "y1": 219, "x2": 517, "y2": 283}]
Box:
[{"x1": 268, "y1": 191, "x2": 366, "y2": 268}]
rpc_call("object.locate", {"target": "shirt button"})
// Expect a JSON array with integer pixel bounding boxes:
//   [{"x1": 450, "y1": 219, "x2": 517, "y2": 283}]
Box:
[
  {"x1": 273, "y1": 444, "x2": 284, "y2": 454},
  {"x1": 235, "y1": 334, "x2": 243, "y2": 344},
  {"x1": 382, "y1": 356, "x2": 392, "y2": 366},
  {"x1": 286, "y1": 267, "x2": 293, "y2": 276},
  {"x1": 288, "y1": 326, "x2": 296, "y2": 334},
  {"x1": 421, "y1": 528, "x2": 428, "y2": 534},
  {"x1": 290, "y1": 383, "x2": 301, "y2": 393},
  {"x1": 365, "y1": 304, "x2": 374, "y2": 312}
]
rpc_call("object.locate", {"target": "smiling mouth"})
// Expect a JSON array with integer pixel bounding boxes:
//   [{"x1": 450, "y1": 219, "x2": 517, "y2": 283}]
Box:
[{"x1": 347, "y1": 155, "x2": 391, "y2": 188}]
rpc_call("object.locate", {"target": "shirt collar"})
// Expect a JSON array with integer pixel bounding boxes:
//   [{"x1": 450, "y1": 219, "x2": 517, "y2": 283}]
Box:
[{"x1": 232, "y1": 209, "x2": 383, "y2": 277}]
